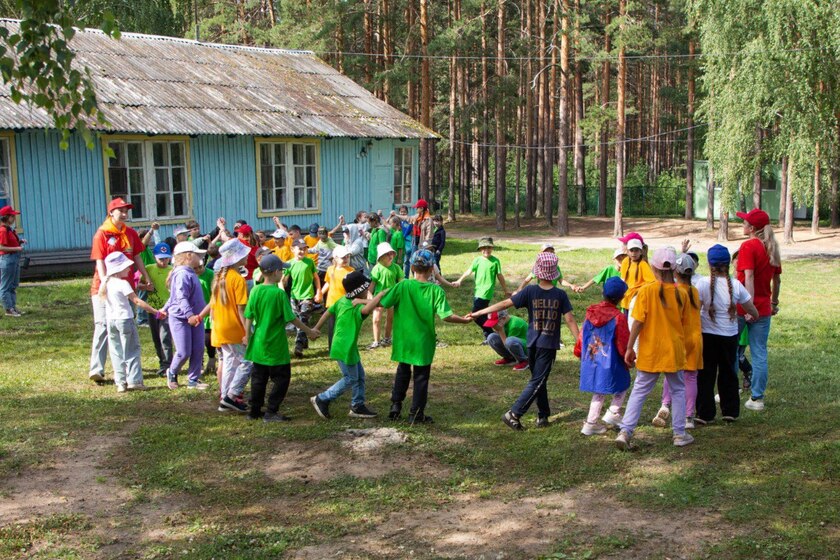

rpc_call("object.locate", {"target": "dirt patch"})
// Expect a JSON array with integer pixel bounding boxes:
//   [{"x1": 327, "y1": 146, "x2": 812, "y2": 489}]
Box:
[
  {"x1": 292, "y1": 485, "x2": 729, "y2": 559},
  {"x1": 342, "y1": 428, "x2": 408, "y2": 452}
]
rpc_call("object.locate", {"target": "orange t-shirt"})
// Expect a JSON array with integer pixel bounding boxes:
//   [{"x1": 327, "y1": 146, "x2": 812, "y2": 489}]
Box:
[
  {"x1": 273, "y1": 244, "x2": 293, "y2": 263},
  {"x1": 619, "y1": 258, "x2": 656, "y2": 309},
  {"x1": 210, "y1": 268, "x2": 249, "y2": 346},
  {"x1": 631, "y1": 281, "x2": 687, "y2": 373},
  {"x1": 325, "y1": 264, "x2": 354, "y2": 308},
  {"x1": 677, "y1": 283, "x2": 703, "y2": 371}
]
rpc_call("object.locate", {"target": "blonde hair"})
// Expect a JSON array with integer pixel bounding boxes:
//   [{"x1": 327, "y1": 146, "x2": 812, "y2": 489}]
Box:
[
  {"x1": 211, "y1": 265, "x2": 232, "y2": 306},
  {"x1": 166, "y1": 253, "x2": 194, "y2": 288},
  {"x1": 708, "y1": 264, "x2": 737, "y2": 323},
  {"x1": 675, "y1": 271, "x2": 699, "y2": 309},
  {"x1": 756, "y1": 225, "x2": 781, "y2": 267}
]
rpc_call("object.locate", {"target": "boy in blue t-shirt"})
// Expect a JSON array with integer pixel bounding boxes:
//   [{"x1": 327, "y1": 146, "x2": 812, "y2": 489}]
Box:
[{"x1": 471, "y1": 251, "x2": 579, "y2": 430}]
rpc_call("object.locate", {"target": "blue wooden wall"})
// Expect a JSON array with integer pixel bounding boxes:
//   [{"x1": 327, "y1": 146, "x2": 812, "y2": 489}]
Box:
[{"x1": 13, "y1": 130, "x2": 419, "y2": 253}]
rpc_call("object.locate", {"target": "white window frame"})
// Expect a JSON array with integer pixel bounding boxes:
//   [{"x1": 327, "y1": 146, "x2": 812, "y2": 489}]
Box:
[
  {"x1": 0, "y1": 133, "x2": 20, "y2": 230},
  {"x1": 103, "y1": 136, "x2": 192, "y2": 225},
  {"x1": 393, "y1": 146, "x2": 413, "y2": 206},
  {"x1": 256, "y1": 138, "x2": 321, "y2": 217}
]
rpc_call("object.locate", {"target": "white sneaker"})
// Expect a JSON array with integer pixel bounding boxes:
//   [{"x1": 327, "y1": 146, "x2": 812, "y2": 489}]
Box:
[
  {"x1": 581, "y1": 421, "x2": 608, "y2": 436},
  {"x1": 685, "y1": 417, "x2": 696, "y2": 429},
  {"x1": 615, "y1": 429, "x2": 632, "y2": 450},
  {"x1": 673, "y1": 433, "x2": 695, "y2": 447},
  {"x1": 116, "y1": 383, "x2": 127, "y2": 393},
  {"x1": 744, "y1": 398, "x2": 765, "y2": 411},
  {"x1": 602, "y1": 409, "x2": 622, "y2": 427},
  {"x1": 714, "y1": 393, "x2": 721, "y2": 404},
  {"x1": 652, "y1": 405, "x2": 670, "y2": 428},
  {"x1": 89, "y1": 372, "x2": 105, "y2": 383}
]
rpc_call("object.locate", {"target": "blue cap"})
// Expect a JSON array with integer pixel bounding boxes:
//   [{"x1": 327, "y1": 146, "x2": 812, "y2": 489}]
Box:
[
  {"x1": 707, "y1": 244, "x2": 731, "y2": 266},
  {"x1": 153, "y1": 242, "x2": 172, "y2": 258},
  {"x1": 603, "y1": 277, "x2": 628, "y2": 300},
  {"x1": 410, "y1": 249, "x2": 435, "y2": 268}
]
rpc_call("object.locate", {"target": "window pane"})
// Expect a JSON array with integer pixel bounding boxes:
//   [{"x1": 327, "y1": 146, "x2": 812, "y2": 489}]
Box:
[
  {"x1": 294, "y1": 167, "x2": 304, "y2": 186},
  {"x1": 0, "y1": 171, "x2": 8, "y2": 200},
  {"x1": 394, "y1": 168, "x2": 401, "y2": 187},
  {"x1": 127, "y1": 143, "x2": 142, "y2": 168},
  {"x1": 261, "y1": 143, "x2": 272, "y2": 165},
  {"x1": 261, "y1": 187, "x2": 270, "y2": 210},
  {"x1": 170, "y1": 143, "x2": 183, "y2": 167},
  {"x1": 131, "y1": 194, "x2": 144, "y2": 218},
  {"x1": 109, "y1": 142, "x2": 124, "y2": 167},
  {"x1": 129, "y1": 168, "x2": 144, "y2": 195},
  {"x1": 404, "y1": 149, "x2": 412, "y2": 166},
  {"x1": 156, "y1": 193, "x2": 169, "y2": 216},
  {"x1": 274, "y1": 144, "x2": 285, "y2": 164},
  {"x1": 0, "y1": 138, "x2": 7, "y2": 168},
  {"x1": 293, "y1": 144, "x2": 305, "y2": 165},
  {"x1": 306, "y1": 167, "x2": 315, "y2": 187},
  {"x1": 152, "y1": 143, "x2": 168, "y2": 167},
  {"x1": 307, "y1": 187, "x2": 316, "y2": 208},
  {"x1": 261, "y1": 165, "x2": 273, "y2": 190},
  {"x1": 173, "y1": 193, "x2": 184, "y2": 216},
  {"x1": 275, "y1": 188, "x2": 285, "y2": 209},
  {"x1": 275, "y1": 167, "x2": 285, "y2": 190},
  {"x1": 155, "y1": 168, "x2": 170, "y2": 193},
  {"x1": 171, "y1": 168, "x2": 183, "y2": 192},
  {"x1": 294, "y1": 187, "x2": 304, "y2": 208},
  {"x1": 305, "y1": 144, "x2": 315, "y2": 164},
  {"x1": 109, "y1": 168, "x2": 128, "y2": 197}
]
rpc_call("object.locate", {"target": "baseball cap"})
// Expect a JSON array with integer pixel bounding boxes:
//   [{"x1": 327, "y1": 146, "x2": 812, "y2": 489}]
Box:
[
  {"x1": 174, "y1": 226, "x2": 189, "y2": 236},
  {"x1": 107, "y1": 197, "x2": 133, "y2": 213},
  {"x1": 627, "y1": 239, "x2": 644, "y2": 251},
  {"x1": 238, "y1": 224, "x2": 254, "y2": 236},
  {"x1": 482, "y1": 310, "x2": 509, "y2": 328},
  {"x1": 675, "y1": 253, "x2": 697, "y2": 275},
  {"x1": 173, "y1": 241, "x2": 207, "y2": 256},
  {"x1": 0, "y1": 205, "x2": 21, "y2": 216},
  {"x1": 152, "y1": 243, "x2": 172, "y2": 258},
  {"x1": 736, "y1": 208, "x2": 770, "y2": 230},
  {"x1": 603, "y1": 277, "x2": 628, "y2": 300},
  {"x1": 308, "y1": 223, "x2": 320, "y2": 235},
  {"x1": 617, "y1": 231, "x2": 644, "y2": 244},
  {"x1": 343, "y1": 270, "x2": 371, "y2": 299},
  {"x1": 271, "y1": 229, "x2": 288, "y2": 239},
  {"x1": 613, "y1": 248, "x2": 627, "y2": 259},
  {"x1": 259, "y1": 254, "x2": 289, "y2": 273},
  {"x1": 414, "y1": 199, "x2": 429, "y2": 209},
  {"x1": 650, "y1": 246, "x2": 677, "y2": 270},
  {"x1": 410, "y1": 249, "x2": 435, "y2": 268},
  {"x1": 707, "y1": 244, "x2": 731, "y2": 266},
  {"x1": 332, "y1": 245, "x2": 350, "y2": 259},
  {"x1": 540, "y1": 243, "x2": 555, "y2": 252}
]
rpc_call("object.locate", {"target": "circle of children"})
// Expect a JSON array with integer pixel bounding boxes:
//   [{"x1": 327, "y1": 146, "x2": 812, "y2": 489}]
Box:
[{"x1": 87, "y1": 195, "x2": 781, "y2": 449}]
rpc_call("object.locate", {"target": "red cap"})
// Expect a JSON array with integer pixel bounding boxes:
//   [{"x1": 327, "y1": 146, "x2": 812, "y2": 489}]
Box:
[
  {"x1": 736, "y1": 208, "x2": 770, "y2": 230},
  {"x1": 483, "y1": 312, "x2": 501, "y2": 328},
  {"x1": 0, "y1": 205, "x2": 21, "y2": 216},
  {"x1": 414, "y1": 199, "x2": 429, "y2": 209},
  {"x1": 107, "y1": 197, "x2": 133, "y2": 213},
  {"x1": 238, "y1": 224, "x2": 253, "y2": 235}
]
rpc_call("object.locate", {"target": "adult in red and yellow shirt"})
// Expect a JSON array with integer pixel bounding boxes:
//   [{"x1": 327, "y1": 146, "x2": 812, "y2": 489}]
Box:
[{"x1": 0, "y1": 205, "x2": 25, "y2": 316}]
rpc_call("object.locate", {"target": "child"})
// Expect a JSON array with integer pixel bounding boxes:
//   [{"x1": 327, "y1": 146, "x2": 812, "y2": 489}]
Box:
[
  {"x1": 472, "y1": 251, "x2": 579, "y2": 430},
  {"x1": 309, "y1": 226, "x2": 337, "y2": 286},
  {"x1": 365, "y1": 249, "x2": 471, "y2": 424},
  {"x1": 210, "y1": 239, "x2": 254, "y2": 412},
  {"x1": 574, "y1": 277, "x2": 631, "y2": 435},
  {"x1": 616, "y1": 246, "x2": 693, "y2": 449},
  {"x1": 366, "y1": 212, "x2": 386, "y2": 267},
  {"x1": 195, "y1": 259, "x2": 217, "y2": 378},
  {"x1": 368, "y1": 242, "x2": 404, "y2": 349},
  {"x1": 244, "y1": 255, "x2": 318, "y2": 422},
  {"x1": 653, "y1": 253, "x2": 702, "y2": 429},
  {"x1": 386, "y1": 215, "x2": 406, "y2": 268},
  {"x1": 574, "y1": 249, "x2": 627, "y2": 294},
  {"x1": 101, "y1": 252, "x2": 166, "y2": 392},
  {"x1": 731, "y1": 250, "x2": 753, "y2": 389},
  {"x1": 145, "y1": 243, "x2": 174, "y2": 377},
  {"x1": 284, "y1": 238, "x2": 322, "y2": 358},
  {"x1": 251, "y1": 246, "x2": 273, "y2": 285},
  {"x1": 271, "y1": 229, "x2": 293, "y2": 262},
  {"x1": 174, "y1": 226, "x2": 189, "y2": 243},
  {"x1": 695, "y1": 244, "x2": 759, "y2": 424},
  {"x1": 483, "y1": 310, "x2": 529, "y2": 371},
  {"x1": 514, "y1": 244, "x2": 576, "y2": 292},
  {"x1": 311, "y1": 270, "x2": 379, "y2": 419},
  {"x1": 419, "y1": 242, "x2": 455, "y2": 288},
  {"x1": 431, "y1": 214, "x2": 446, "y2": 270},
  {"x1": 321, "y1": 245, "x2": 354, "y2": 348},
  {"x1": 164, "y1": 242, "x2": 209, "y2": 390},
  {"x1": 454, "y1": 237, "x2": 509, "y2": 341}
]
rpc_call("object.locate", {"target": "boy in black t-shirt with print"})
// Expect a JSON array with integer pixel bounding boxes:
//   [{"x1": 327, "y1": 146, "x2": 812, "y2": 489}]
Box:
[{"x1": 471, "y1": 251, "x2": 579, "y2": 430}]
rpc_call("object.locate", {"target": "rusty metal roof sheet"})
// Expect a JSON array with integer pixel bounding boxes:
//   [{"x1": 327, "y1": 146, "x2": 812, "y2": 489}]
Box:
[{"x1": 0, "y1": 20, "x2": 437, "y2": 139}]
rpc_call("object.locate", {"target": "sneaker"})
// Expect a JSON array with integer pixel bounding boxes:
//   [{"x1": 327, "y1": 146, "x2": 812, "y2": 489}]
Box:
[
  {"x1": 116, "y1": 383, "x2": 127, "y2": 393},
  {"x1": 187, "y1": 382, "x2": 210, "y2": 390},
  {"x1": 722, "y1": 415, "x2": 737, "y2": 422},
  {"x1": 502, "y1": 410, "x2": 523, "y2": 431},
  {"x1": 581, "y1": 421, "x2": 607, "y2": 436},
  {"x1": 615, "y1": 429, "x2": 633, "y2": 450},
  {"x1": 310, "y1": 395, "x2": 331, "y2": 419},
  {"x1": 381, "y1": 337, "x2": 392, "y2": 347},
  {"x1": 167, "y1": 380, "x2": 179, "y2": 390},
  {"x1": 285, "y1": 323, "x2": 296, "y2": 332},
  {"x1": 12, "y1": 307, "x2": 24, "y2": 316},
  {"x1": 602, "y1": 410, "x2": 623, "y2": 427},
  {"x1": 388, "y1": 401, "x2": 402, "y2": 420},
  {"x1": 480, "y1": 339, "x2": 489, "y2": 346},
  {"x1": 685, "y1": 417, "x2": 696, "y2": 429},
  {"x1": 652, "y1": 405, "x2": 670, "y2": 428},
  {"x1": 220, "y1": 395, "x2": 247, "y2": 413},
  {"x1": 694, "y1": 417, "x2": 714, "y2": 426},
  {"x1": 494, "y1": 358, "x2": 515, "y2": 366},
  {"x1": 436, "y1": 341, "x2": 448, "y2": 348},
  {"x1": 5, "y1": 308, "x2": 21, "y2": 317},
  {"x1": 89, "y1": 372, "x2": 105, "y2": 383},
  {"x1": 217, "y1": 405, "x2": 231, "y2": 413},
  {"x1": 714, "y1": 393, "x2": 721, "y2": 404},
  {"x1": 535, "y1": 416, "x2": 550, "y2": 428},
  {"x1": 349, "y1": 404, "x2": 378, "y2": 418},
  {"x1": 407, "y1": 410, "x2": 433, "y2": 424},
  {"x1": 155, "y1": 367, "x2": 168, "y2": 378},
  {"x1": 127, "y1": 383, "x2": 148, "y2": 391},
  {"x1": 367, "y1": 341, "x2": 381, "y2": 350},
  {"x1": 293, "y1": 346, "x2": 304, "y2": 359},
  {"x1": 263, "y1": 412, "x2": 291, "y2": 423},
  {"x1": 744, "y1": 398, "x2": 765, "y2": 411},
  {"x1": 673, "y1": 433, "x2": 695, "y2": 447},
  {"x1": 512, "y1": 361, "x2": 529, "y2": 371}
]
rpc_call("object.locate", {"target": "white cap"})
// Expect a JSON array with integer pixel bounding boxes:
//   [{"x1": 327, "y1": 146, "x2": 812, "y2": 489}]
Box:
[
  {"x1": 271, "y1": 228, "x2": 288, "y2": 239},
  {"x1": 613, "y1": 248, "x2": 628, "y2": 259},
  {"x1": 540, "y1": 243, "x2": 555, "y2": 251},
  {"x1": 173, "y1": 241, "x2": 207, "y2": 256},
  {"x1": 332, "y1": 245, "x2": 349, "y2": 259},
  {"x1": 627, "y1": 239, "x2": 644, "y2": 251},
  {"x1": 376, "y1": 242, "x2": 396, "y2": 261},
  {"x1": 105, "y1": 252, "x2": 133, "y2": 277}
]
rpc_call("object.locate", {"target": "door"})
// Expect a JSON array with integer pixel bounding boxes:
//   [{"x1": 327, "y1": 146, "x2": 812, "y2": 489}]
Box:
[{"x1": 371, "y1": 164, "x2": 392, "y2": 213}]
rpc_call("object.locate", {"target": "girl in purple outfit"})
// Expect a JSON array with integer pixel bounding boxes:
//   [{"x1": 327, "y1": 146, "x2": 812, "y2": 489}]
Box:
[{"x1": 164, "y1": 242, "x2": 209, "y2": 390}]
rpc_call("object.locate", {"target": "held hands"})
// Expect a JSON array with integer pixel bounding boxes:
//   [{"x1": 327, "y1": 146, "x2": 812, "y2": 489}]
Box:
[
  {"x1": 314, "y1": 293, "x2": 322, "y2": 304},
  {"x1": 451, "y1": 281, "x2": 461, "y2": 288},
  {"x1": 624, "y1": 348, "x2": 636, "y2": 368},
  {"x1": 187, "y1": 314, "x2": 202, "y2": 327},
  {"x1": 154, "y1": 310, "x2": 168, "y2": 320},
  {"x1": 307, "y1": 328, "x2": 320, "y2": 340}
]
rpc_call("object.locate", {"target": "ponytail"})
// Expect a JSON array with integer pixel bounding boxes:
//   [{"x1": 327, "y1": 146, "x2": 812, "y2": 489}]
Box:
[
  {"x1": 707, "y1": 264, "x2": 735, "y2": 322},
  {"x1": 758, "y1": 225, "x2": 781, "y2": 267},
  {"x1": 655, "y1": 268, "x2": 677, "y2": 307},
  {"x1": 676, "y1": 271, "x2": 698, "y2": 309},
  {"x1": 212, "y1": 265, "x2": 231, "y2": 306}
]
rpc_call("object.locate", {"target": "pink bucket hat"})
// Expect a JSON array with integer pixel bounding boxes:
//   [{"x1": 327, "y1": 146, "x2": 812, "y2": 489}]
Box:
[{"x1": 533, "y1": 251, "x2": 561, "y2": 281}]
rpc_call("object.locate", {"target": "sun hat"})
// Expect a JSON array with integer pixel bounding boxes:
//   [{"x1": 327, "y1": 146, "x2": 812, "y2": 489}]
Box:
[
  {"x1": 603, "y1": 277, "x2": 628, "y2": 300},
  {"x1": 617, "y1": 231, "x2": 644, "y2": 245},
  {"x1": 675, "y1": 253, "x2": 697, "y2": 275},
  {"x1": 376, "y1": 242, "x2": 396, "y2": 261},
  {"x1": 650, "y1": 246, "x2": 677, "y2": 270},
  {"x1": 414, "y1": 199, "x2": 429, "y2": 209},
  {"x1": 332, "y1": 244, "x2": 350, "y2": 259},
  {"x1": 0, "y1": 205, "x2": 21, "y2": 216},
  {"x1": 482, "y1": 309, "x2": 509, "y2": 328},
  {"x1": 107, "y1": 197, "x2": 133, "y2": 212},
  {"x1": 540, "y1": 243, "x2": 555, "y2": 252},
  {"x1": 736, "y1": 208, "x2": 770, "y2": 230},
  {"x1": 173, "y1": 241, "x2": 207, "y2": 256},
  {"x1": 533, "y1": 252, "x2": 561, "y2": 281},
  {"x1": 410, "y1": 249, "x2": 435, "y2": 268},
  {"x1": 343, "y1": 270, "x2": 371, "y2": 299},
  {"x1": 707, "y1": 244, "x2": 731, "y2": 266},
  {"x1": 477, "y1": 237, "x2": 495, "y2": 250},
  {"x1": 152, "y1": 243, "x2": 172, "y2": 258},
  {"x1": 104, "y1": 251, "x2": 133, "y2": 276},
  {"x1": 613, "y1": 248, "x2": 628, "y2": 259},
  {"x1": 216, "y1": 239, "x2": 251, "y2": 268},
  {"x1": 259, "y1": 254, "x2": 288, "y2": 273},
  {"x1": 627, "y1": 238, "x2": 644, "y2": 251},
  {"x1": 271, "y1": 229, "x2": 288, "y2": 239},
  {"x1": 173, "y1": 226, "x2": 189, "y2": 236},
  {"x1": 308, "y1": 223, "x2": 320, "y2": 235},
  {"x1": 238, "y1": 224, "x2": 254, "y2": 236}
]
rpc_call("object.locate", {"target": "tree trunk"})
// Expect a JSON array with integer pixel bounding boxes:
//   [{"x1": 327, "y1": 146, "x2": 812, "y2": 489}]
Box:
[
  {"x1": 718, "y1": 198, "x2": 729, "y2": 241},
  {"x1": 831, "y1": 155, "x2": 839, "y2": 229},
  {"x1": 419, "y1": 0, "x2": 431, "y2": 200},
  {"x1": 536, "y1": 0, "x2": 547, "y2": 219},
  {"x1": 405, "y1": 4, "x2": 416, "y2": 119},
  {"x1": 524, "y1": 0, "x2": 535, "y2": 219},
  {"x1": 685, "y1": 38, "x2": 695, "y2": 219},
  {"x1": 382, "y1": 0, "x2": 392, "y2": 103},
  {"x1": 784, "y1": 158, "x2": 795, "y2": 243},
  {"x1": 556, "y1": 0, "x2": 570, "y2": 235},
  {"x1": 573, "y1": 0, "x2": 586, "y2": 217},
  {"x1": 447, "y1": 6, "x2": 457, "y2": 222},
  {"x1": 599, "y1": 9, "x2": 611, "y2": 217},
  {"x1": 752, "y1": 127, "x2": 762, "y2": 210},
  {"x1": 812, "y1": 142, "x2": 821, "y2": 234},
  {"x1": 613, "y1": 0, "x2": 626, "y2": 237},
  {"x1": 706, "y1": 164, "x2": 715, "y2": 231},
  {"x1": 778, "y1": 157, "x2": 788, "y2": 227},
  {"x1": 495, "y1": 0, "x2": 507, "y2": 232}
]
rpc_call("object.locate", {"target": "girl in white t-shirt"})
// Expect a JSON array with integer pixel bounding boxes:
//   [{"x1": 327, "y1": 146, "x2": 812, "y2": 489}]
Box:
[
  {"x1": 102, "y1": 251, "x2": 166, "y2": 392},
  {"x1": 695, "y1": 245, "x2": 758, "y2": 423}
]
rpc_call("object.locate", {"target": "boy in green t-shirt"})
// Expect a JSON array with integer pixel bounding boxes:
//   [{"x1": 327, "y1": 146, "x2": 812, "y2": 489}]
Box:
[
  {"x1": 366, "y1": 249, "x2": 472, "y2": 424},
  {"x1": 146, "y1": 243, "x2": 174, "y2": 377},
  {"x1": 454, "y1": 237, "x2": 509, "y2": 341},
  {"x1": 310, "y1": 270, "x2": 380, "y2": 420},
  {"x1": 386, "y1": 215, "x2": 405, "y2": 266},
  {"x1": 366, "y1": 212, "x2": 387, "y2": 266},
  {"x1": 283, "y1": 239, "x2": 322, "y2": 358},
  {"x1": 483, "y1": 309, "x2": 530, "y2": 371},
  {"x1": 368, "y1": 242, "x2": 405, "y2": 349},
  {"x1": 574, "y1": 249, "x2": 627, "y2": 294},
  {"x1": 245, "y1": 255, "x2": 318, "y2": 422}
]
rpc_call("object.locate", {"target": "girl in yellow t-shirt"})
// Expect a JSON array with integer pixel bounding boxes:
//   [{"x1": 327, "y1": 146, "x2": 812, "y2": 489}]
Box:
[
  {"x1": 321, "y1": 245, "x2": 354, "y2": 349},
  {"x1": 616, "y1": 246, "x2": 693, "y2": 450}
]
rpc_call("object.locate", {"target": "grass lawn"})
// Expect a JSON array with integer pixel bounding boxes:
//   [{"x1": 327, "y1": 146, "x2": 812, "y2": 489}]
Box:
[{"x1": 1, "y1": 238, "x2": 838, "y2": 559}]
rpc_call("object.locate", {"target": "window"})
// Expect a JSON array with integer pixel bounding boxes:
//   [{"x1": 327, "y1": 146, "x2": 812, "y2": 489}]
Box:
[
  {"x1": 393, "y1": 147, "x2": 413, "y2": 205},
  {"x1": 105, "y1": 139, "x2": 190, "y2": 222},
  {"x1": 258, "y1": 140, "x2": 319, "y2": 214},
  {"x1": 0, "y1": 136, "x2": 13, "y2": 209}
]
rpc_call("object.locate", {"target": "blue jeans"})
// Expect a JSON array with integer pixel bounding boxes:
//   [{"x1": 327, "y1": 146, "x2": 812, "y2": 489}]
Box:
[
  {"x1": 0, "y1": 252, "x2": 21, "y2": 311},
  {"x1": 487, "y1": 333, "x2": 527, "y2": 363},
  {"x1": 739, "y1": 316, "x2": 771, "y2": 400},
  {"x1": 404, "y1": 240, "x2": 415, "y2": 278},
  {"x1": 319, "y1": 360, "x2": 366, "y2": 407}
]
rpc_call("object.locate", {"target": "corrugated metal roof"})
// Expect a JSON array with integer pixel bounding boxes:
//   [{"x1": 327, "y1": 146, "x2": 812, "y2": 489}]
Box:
[{"x1": 0, "y1": 20, "x2": 437, "y2": 139}]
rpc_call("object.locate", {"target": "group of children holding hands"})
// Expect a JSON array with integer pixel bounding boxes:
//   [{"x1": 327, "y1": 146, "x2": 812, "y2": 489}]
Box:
[{"x1": 98, "y1": 203, "x2": 766, "y2": 449}]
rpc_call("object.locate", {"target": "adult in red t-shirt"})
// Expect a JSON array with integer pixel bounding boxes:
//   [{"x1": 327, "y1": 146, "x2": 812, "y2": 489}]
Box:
[
  {"x1": 0, "y1": 205, "x2": 25, "y2": 316},
  {"x1": 735, "y1": 208, "x2": 782, "y2": 411},
  {"x1": 88, "y1": 197, "x2": 152, "y2": 383}
]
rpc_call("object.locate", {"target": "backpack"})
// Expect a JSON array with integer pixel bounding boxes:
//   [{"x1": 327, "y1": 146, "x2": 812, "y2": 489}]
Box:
[{"x1": 579, "y1": 316, "x2": 630, "y2": 394}]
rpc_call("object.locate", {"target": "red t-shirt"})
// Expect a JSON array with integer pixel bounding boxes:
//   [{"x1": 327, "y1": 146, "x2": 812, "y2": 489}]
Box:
[
  {"x1": 0, "y1": 224, "x2": 20, "y2": 255},
  {"x1": 736, "y1": 237, "x2": 781, "y2": 317},
  {"x1": 242, "y1": 241, "x2": 258, "y2": 281},
  {"x1": 89, "y1": 224, "x2": 144, "y2": 295}
]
